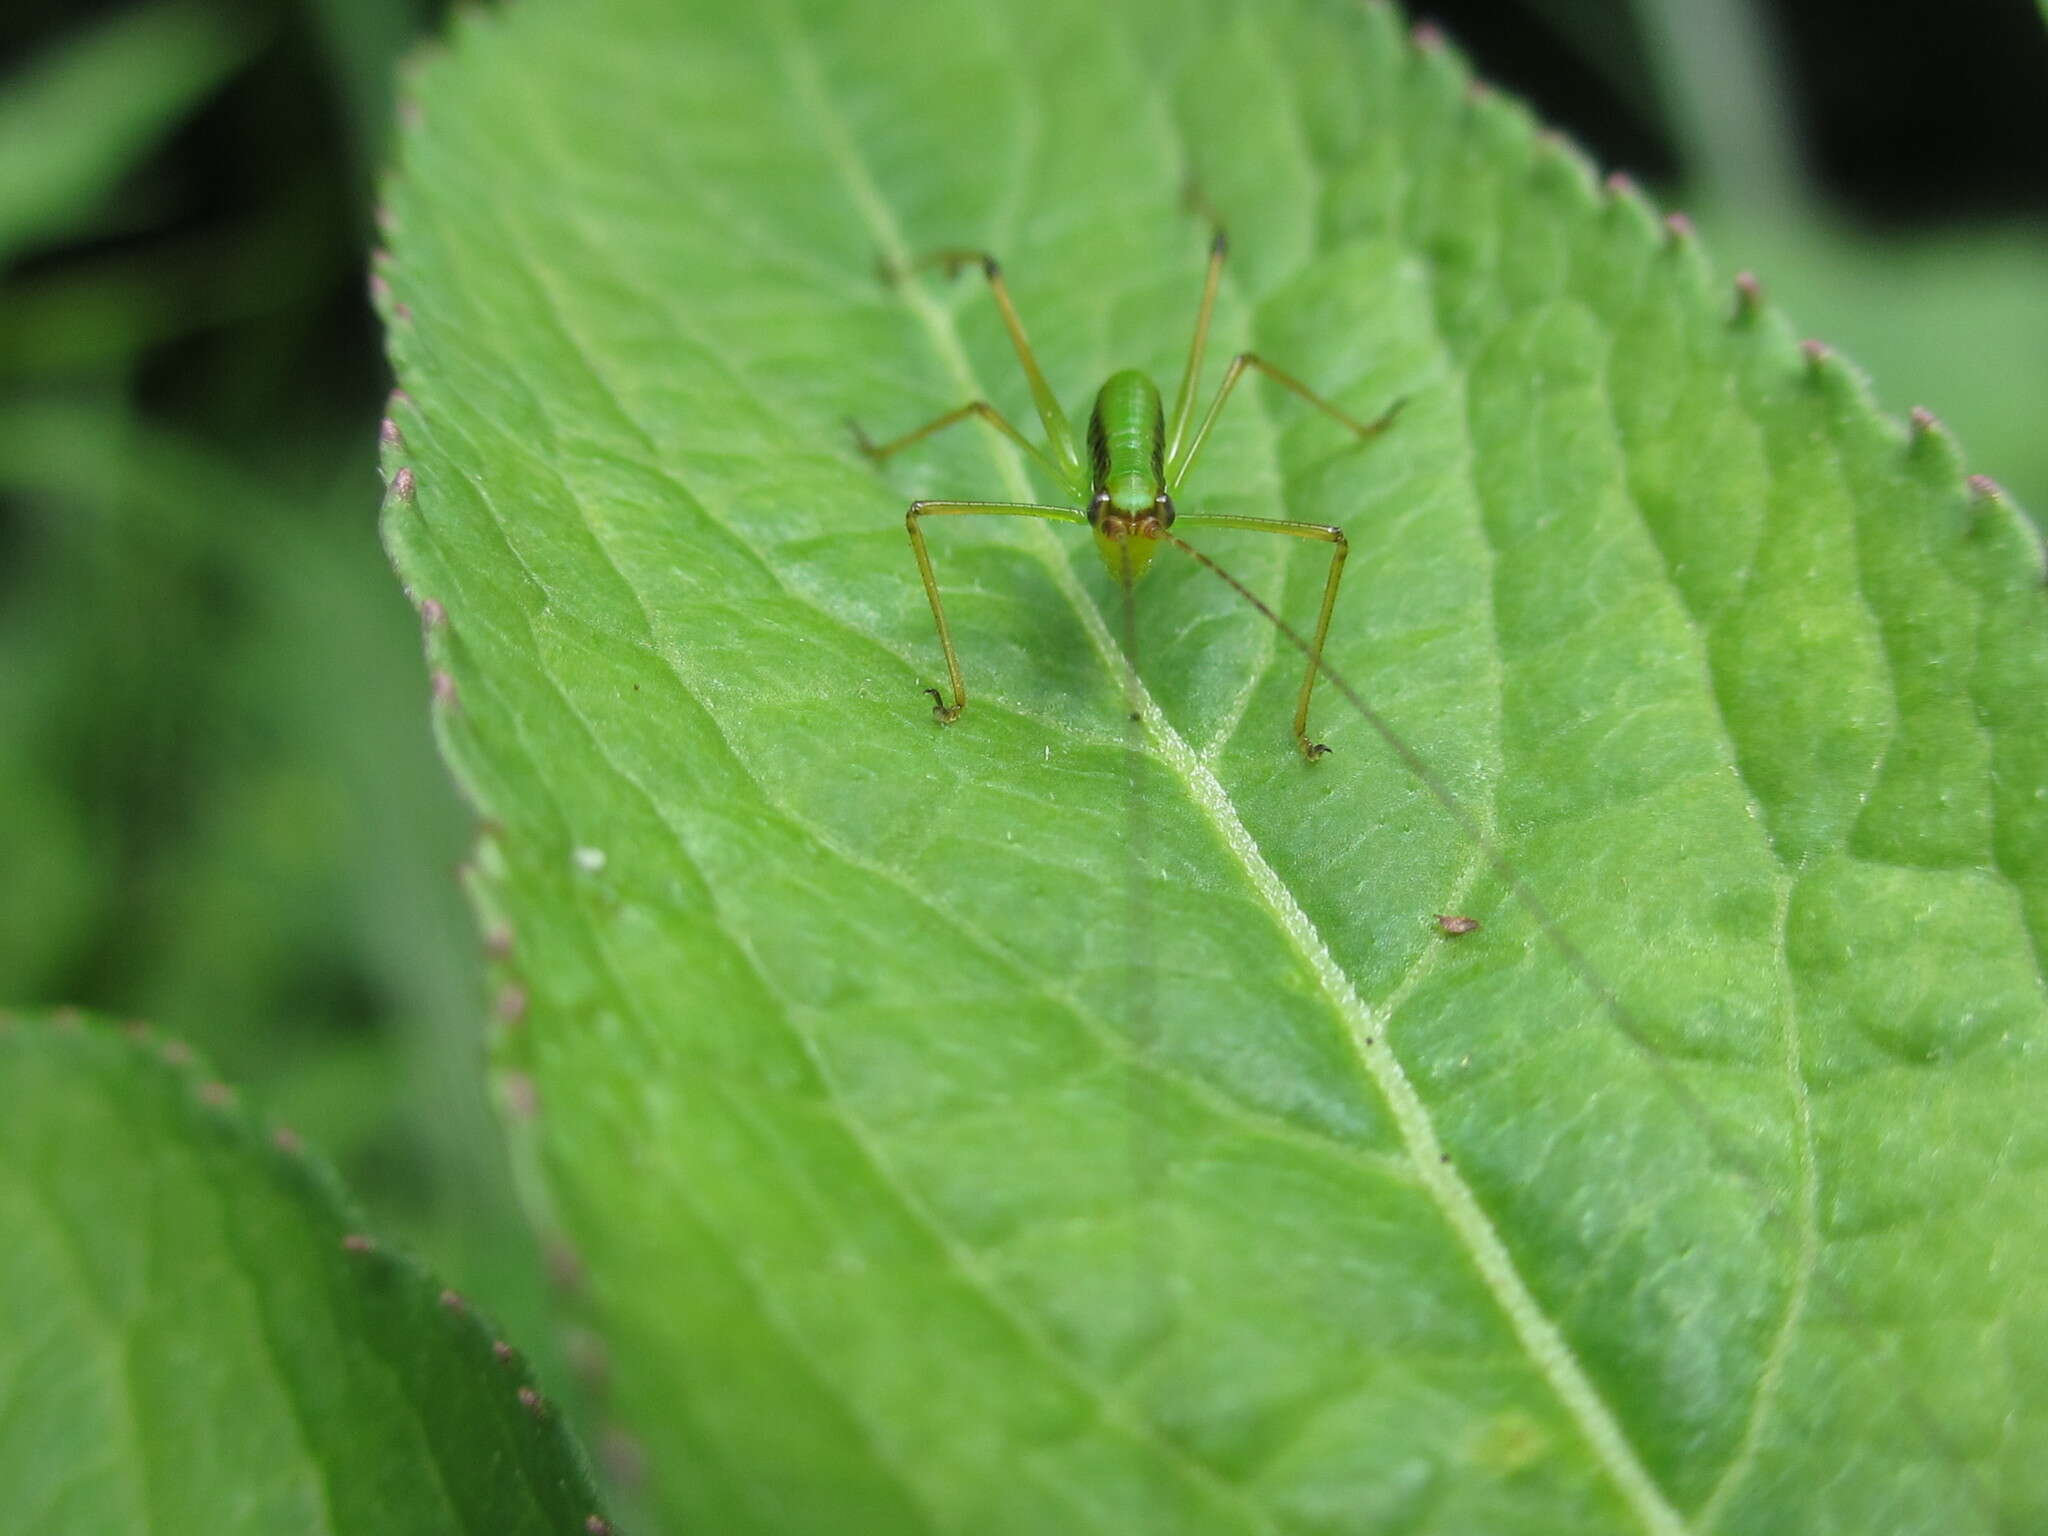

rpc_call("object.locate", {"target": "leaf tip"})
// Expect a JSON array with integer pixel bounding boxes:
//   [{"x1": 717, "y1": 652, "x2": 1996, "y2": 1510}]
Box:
[
  {"x1": 1662, "y1": 210, "x2": 1696, "y2": 243},
  {"x1": 496, "y1": 982, "x2": 528, "y2": 1026},
  {"x1": 1800, "y1": 337, "x2": 1834, "y2": 374},
  {"x1": 272, "y1": 1125, "x2": 303, "y2": 1155},
  {"x1": 341, "y1": 1232, "x2": 377, "y2": 1255},
  {"x1": 492, "y1": 1339, "x2": 518, "y2": 1365},
  {"x1": 198, "y1": 1080, "x2": 235, "y2": 1109},
  {"x1": 1904, "y1": 406, "x2": 1972, "y2": 484},
  {"x1": 430, "y1": 669, "x2": 460, "y2": 709},
  {"x1": 517, "y1": 1385, "x2": 547, "y2": 1421},
  {"x1": 419, "y1": 596, "x2": 446, "y2": 633},
  {"x1": 1410, "y1": 19, "x2": 1447, "y2": 52},
  {"x1": 503, "y1": 1070, "x2": 539, "y2": 1121},
  {"x1": 600, "y1": 1427, "x2": 648, "y2": 1491},
  {"x1": 379, "y1": 416, "x2": 404, "y2": 451},
  {"x1": 545, "y1": 1236, "x2": 587, "y2": 1295},
  {"x1": 484, "y1": 921, "x2": 515, "y2": 958},
  {"x1": 371, "y1": 253, "x2": 412, "y2": 325},
  {"x1": 1598, "y1": 171, "x2": 1663, "y2": 241},
  {"x1": 564, "y1": 1325, "x2": 611, "y2": 1394},
  {"x1": 1731, "y1": 270, "x2": 1764, "y2": 323},
  {"x1": 1529, "y1": 126, "x2": 1595, "y2": 188},
  {"x1": 1967, "y1": 473, "x2": 2006, "y2": 505},
  {"x1": 438, "y1": 1287, "x2": 468, "y2": 1314},
  {"x1": 387, "y1": 465, "x2": 417, "y2": 505},
  {"x1": 1905, "y1": 407, "x2": 1965, "y2": 478}
]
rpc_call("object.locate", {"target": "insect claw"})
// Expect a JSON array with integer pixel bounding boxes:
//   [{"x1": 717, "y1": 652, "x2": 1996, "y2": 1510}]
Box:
[
  {"x1": 1303, "y1": 740, "x2": 1332, "y2": 761},
  {"x1": 847, "y1": 417, "x2": 880, "y2": 459},
  {"x1": 924, "y1": 688, "x2": 961, "y2": 724},
  {"x1": 1362, "y1": 396, "x2": 1409, "y2": 438}
]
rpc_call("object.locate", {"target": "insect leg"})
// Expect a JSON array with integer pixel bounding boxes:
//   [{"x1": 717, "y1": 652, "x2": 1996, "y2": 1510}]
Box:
[
  {"x1": 851, "y1": 400, "x2": 1069, "y2": 486},
  {"x1": 1164, "y1": 230, "x2": 1229, "y2": 466},
  {"x1": 1170, "y1": 511, "x2": 1348, "y2": 760},
  {"x1": 905, "y1": 499, "x2": 1087, "y2": 723},
  {"x1": 885, "y1": 249, "x2": 1087, "y2": 492},
  {"x1": 1168, "y1": 353, "x2": 1405, "y2": 489}
]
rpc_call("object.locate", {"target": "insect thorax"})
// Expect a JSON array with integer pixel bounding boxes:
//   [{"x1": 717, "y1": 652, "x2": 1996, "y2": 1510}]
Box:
[{"x1": 1088, "y1": 369, "x2": 1166, "y2": 515}]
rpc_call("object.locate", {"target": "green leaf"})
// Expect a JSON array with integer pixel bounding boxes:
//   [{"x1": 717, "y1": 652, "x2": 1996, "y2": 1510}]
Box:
[
  {"x1": 0, "y1": 1012, "x2": 613, "y2": 1536},
  {"x1": 1688, "y1": 208, "x2": 2048, "y2": 519},
  {"x1": 378, "y1": 1, "x2": 2048, "y2": 1530}
]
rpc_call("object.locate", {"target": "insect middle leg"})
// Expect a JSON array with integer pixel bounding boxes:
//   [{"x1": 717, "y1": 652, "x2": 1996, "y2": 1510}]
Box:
[
  {"x1": 876, "y1": 249, "x2": 1087, "y2": 491},
  {"x1": 1170, "y1": 512, "x2": 1349, "y2": 760},
  {"x1": 852, "y1": 400, "x2": 1070, "y2": 486},
  {"x1": 905, "y1": 499, "x2": 1087, "y2": 723},
  {"x1": 1170, "y1": 354, "x2": 1405, "y2": 489}
]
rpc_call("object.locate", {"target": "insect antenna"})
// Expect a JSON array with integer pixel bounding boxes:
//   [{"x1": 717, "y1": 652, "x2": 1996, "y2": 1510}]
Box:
[
  {"x1": 1155, "y1": 526, "x2": 1996, "y2": 1526},
  {"x1": 1159, "y1": 531, "x2": 1650, "y2": 1071}
]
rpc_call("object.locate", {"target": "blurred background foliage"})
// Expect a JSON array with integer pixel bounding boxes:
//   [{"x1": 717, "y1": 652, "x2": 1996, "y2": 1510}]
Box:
[{"x1": 1, "y1": 0, "x2": 2042, "y2": 1436}]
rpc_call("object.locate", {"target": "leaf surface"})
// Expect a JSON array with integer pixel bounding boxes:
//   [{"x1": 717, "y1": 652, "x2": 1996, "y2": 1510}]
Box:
[
  {"x1": 378, "y1": 2, "x2": 2048, "y2": 1530},
  {"x1": 0, "y1": 1013, "x2": 610, "y2": 1536}
]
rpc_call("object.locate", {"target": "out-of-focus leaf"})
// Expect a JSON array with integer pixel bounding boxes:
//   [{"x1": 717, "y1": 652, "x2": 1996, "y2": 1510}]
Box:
[
  {"x1": 0, "y1": 1012, "x2": 613, "y2": 1535},
  {"x1": 0, "y1": 1, "x2": 257, "y2": 262},
  {"x1": 381, "y1": 1, "x2": 2048, "y2": 1531},
  {"x1": 0, "y1": 400, "x2": 553, "y2": 1384},
  {"x1": 302, "y1": 0, "x2": 434, "y2": 188}
]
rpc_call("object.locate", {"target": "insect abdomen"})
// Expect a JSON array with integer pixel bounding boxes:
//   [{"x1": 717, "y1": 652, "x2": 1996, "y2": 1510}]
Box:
[{"x1": 1088, "y1": 369, "x2": 1165, "y2": 512}]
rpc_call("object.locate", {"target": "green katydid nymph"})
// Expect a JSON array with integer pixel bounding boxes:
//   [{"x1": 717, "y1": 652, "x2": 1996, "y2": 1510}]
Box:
[{"x1": 854, "y1": 232, "x2": 1403, "y2": 760}]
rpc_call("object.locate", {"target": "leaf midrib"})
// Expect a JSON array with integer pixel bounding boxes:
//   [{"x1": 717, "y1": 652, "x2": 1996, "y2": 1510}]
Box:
[{"x1": 773, "y1": 5, "x2": 1688, "y2": 1531}]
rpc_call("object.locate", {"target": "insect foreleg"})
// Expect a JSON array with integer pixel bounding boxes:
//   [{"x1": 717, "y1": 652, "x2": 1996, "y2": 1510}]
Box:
[{"x1": 904, "y1": 500, "x2": 1087, "y2": 723}]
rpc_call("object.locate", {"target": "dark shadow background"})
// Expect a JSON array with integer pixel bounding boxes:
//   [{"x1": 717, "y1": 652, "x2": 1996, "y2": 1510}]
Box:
[{"x1": 2, "y1": 0, "x2": 2043, "y2": 1457}]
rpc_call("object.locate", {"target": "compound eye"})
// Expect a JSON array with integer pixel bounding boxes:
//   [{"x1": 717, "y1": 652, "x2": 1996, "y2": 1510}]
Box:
[{"x1": 1155, "y1": 493, "x2": 1176, "y2": 527}]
